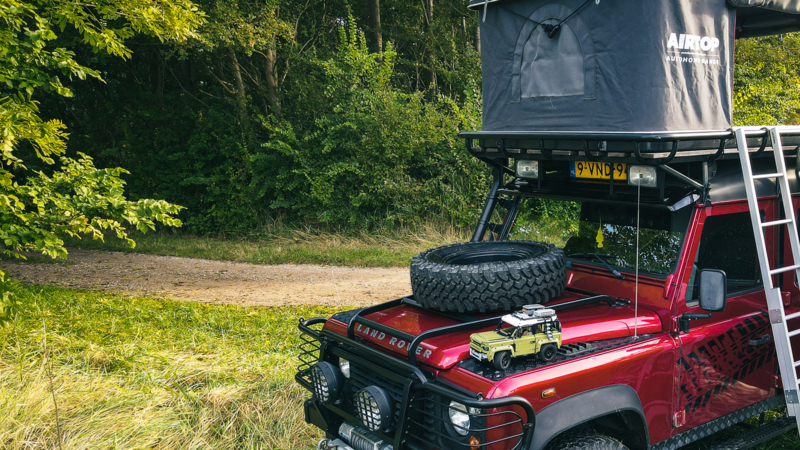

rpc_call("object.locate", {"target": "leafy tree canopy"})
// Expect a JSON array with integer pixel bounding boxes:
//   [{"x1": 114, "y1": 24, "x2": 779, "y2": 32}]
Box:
[
  {"x1": 0, "y1": 0, "x2": 205, "y2": 324},
  {"x1": 734, "y1": 33, "x2": 800, "y2": 125}
]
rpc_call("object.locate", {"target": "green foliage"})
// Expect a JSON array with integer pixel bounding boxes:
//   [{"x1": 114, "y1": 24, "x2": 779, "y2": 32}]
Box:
[
  {"x1": 194, "y1": 0, "x2": 292, "y2": 51},
  {"x1": 2, "y1": 154, "x2": 182, "y2": 261},
  {"x1": 260, "y1": 19, "x2": 487, "y2": 228},
  {"x1": 39, "y1": 0, "x2": 485, "y2": 234},
  {"x1": 27, "y1": 5, "x2": 800, "y2": 239},
  {"x1": 0, "y1": 0, "x2": 204, "y2": 324},
  {"x1": 734, "y1": 34, "x2": 800, "y2": 125},
  {"x1": 0, "y1": 273, "x2": 20, "y2": 325}
]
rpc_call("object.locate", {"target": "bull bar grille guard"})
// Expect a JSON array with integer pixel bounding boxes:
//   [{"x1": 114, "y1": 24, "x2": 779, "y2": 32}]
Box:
[{"x1": 296, "y1": 317, "x2": 536, "y2": 450}]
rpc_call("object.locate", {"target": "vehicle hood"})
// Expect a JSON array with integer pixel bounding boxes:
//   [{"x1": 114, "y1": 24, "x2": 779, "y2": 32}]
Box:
[
  {"x1": 324, "y1": 293, "x2": 663, "y2": 371},
  {"x1": 470, "y1": 331, "x2": 508, "y2": 345}
]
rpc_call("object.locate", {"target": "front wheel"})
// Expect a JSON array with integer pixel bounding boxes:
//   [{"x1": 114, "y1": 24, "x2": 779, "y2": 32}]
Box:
[
  {"x1": 539, "y1": 343, "x2": 558, "y2": 362},
  {"x1": 545, "y1": 430, "x2": 628, "y2": 450},
  {"x1": 493, "y1": 351, "x2": 511, "y2": 370}
]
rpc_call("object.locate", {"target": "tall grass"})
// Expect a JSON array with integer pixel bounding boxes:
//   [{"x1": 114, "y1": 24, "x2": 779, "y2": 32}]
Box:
[
  {"x1": 61, "y1": 224, "x2": 471, "y2": 268},
  {"x1": 0, "y1": 286, "x2": 342, "y2": 449}
]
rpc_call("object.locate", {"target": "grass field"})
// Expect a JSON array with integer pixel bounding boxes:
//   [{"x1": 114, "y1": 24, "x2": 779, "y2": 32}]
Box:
[
  {"x1": 59, "y1": 219, "x2": 579, "y2": 268},
  {"x1": 0, "y1": 285, "x2": 339, "y2": 449},
  {"x1": 60, "y1": 226, "x2": 470, "y2": 268},
  {"x1": 1, "y1": 286, "x2": 798, "y2": 449}
]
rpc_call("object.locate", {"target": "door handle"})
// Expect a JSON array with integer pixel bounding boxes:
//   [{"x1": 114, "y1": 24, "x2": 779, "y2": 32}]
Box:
[{"x1": 749, "y1": 334, "x2": 773, "y2": 346}]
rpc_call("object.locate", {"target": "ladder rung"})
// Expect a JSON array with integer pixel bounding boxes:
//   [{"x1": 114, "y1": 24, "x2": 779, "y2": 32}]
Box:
[
  {"x1": 752, "y1": 172, "x2": 785, "y2": 180},
  {"x1": 795, "y1": 359, "x2": 800, "y2": 368},
  {"x1": 762, "y1": 218, "x2": 794, "y2": 228},
  {"x1": 787, "y1": 311, "x2": 800, "y2": 321},
  {"x1": 769, "y1": 264, "x2": 800, "y2": 276},
  {"x1": 789, "y1": 328, "x2": 800, "y2": 338}
]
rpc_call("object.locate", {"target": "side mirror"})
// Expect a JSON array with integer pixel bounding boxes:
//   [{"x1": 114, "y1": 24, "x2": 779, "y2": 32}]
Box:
[
  {"x1": 680, "y1": 269, "x2": 727, "y2": 333},
  {"x1": 699, "y1": 269, "x2": 727, "y2": 312}
]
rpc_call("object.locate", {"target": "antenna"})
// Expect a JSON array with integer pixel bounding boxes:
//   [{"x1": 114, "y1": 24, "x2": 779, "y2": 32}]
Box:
[{"x1": 634, "y1": 174, "x2": 641, "y2": 339}]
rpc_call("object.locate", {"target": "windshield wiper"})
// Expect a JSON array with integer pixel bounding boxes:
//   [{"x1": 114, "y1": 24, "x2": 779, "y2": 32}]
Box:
[{"x1": 568, "y1": 253, "x2": 625, "y2": 279}]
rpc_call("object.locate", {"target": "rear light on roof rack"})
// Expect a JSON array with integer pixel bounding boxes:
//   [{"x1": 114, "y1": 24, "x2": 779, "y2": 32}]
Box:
[
  {"x1": 628, "y1": 165, "x2": 657, "y2": 188},
  {"x1": 516, "y1": 160, "x2": 539, "y2": 179}
]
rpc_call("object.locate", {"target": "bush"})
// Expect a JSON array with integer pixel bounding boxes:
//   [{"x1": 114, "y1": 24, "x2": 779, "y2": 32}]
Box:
[{"x1": 249, "y1": 20, "x2": 488, "y2": 231}]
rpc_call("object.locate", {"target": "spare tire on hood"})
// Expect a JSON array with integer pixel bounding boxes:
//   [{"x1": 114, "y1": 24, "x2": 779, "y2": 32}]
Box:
[{"x1": 410, "y1": 241, "x2": 567, "y2": 314}]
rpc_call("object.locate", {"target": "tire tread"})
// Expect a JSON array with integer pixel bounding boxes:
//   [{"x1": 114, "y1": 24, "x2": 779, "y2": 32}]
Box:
[
  {"x1": 410, "y1": 241, "x2": 567, "y2": 313},
  {"x1": 545, "y1": 430, "x2": 628, "y2": 450}
]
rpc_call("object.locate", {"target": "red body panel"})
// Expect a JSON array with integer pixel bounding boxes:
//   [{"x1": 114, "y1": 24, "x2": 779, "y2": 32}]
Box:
[
  {"x1": 325, "y1": 298, "x2": 662, "y2": 370},
  {"x1": 438, "y1": 334, "x2": 679, "y2": 446}
]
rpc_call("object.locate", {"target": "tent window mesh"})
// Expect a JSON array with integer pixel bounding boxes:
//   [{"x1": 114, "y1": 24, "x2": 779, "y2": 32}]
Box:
[{"x1": 522, "y1": 22, "x2": 585, "y2": 98}]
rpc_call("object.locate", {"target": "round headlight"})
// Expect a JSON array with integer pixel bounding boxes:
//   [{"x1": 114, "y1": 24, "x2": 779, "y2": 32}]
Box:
[
  {"x1": 354, "y1": 386, "x2": 393, "y2": 432},
  {"x1": 309, "y1": 362, "x2": 345, "y2": 404},
  {"x1": 448, "y1": 401, "x2": 479, "y2": 436},
  {"x1": 339, "y1": 358, "x2": 351, "y2": 378}
]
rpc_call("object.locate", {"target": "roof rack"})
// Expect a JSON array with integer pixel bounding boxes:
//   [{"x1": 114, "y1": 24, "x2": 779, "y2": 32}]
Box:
[
  {"x1": 460, "y1": 127, "x2": 800, "y2": 165},
  {"x1": 460, "y1": 127, "x2": 800, "y2": 237}
]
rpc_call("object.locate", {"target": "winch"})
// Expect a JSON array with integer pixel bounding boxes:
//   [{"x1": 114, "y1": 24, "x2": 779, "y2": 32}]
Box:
[{"x1": 316, "y1": 423, "x2": 393, "y2": 450}]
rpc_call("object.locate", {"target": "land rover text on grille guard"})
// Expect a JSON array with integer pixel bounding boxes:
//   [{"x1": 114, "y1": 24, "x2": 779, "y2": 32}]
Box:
[{"x1": 297, "y1": 298, "x2": 539, "y2": 450}]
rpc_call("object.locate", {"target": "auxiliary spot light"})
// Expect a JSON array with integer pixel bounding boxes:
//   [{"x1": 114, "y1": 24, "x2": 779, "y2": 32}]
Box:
[
  {"x1": 354, "y1": 386, "x2": 393, "y2": 432},
  {"x1": 309, "y1": 362, "x2": 345, "y2": 405},
  {"x1": 627, "y1": 165, "x2": 658, "y2": 188},
  {"x1": 516, "y1": 160, "x2": 539, "y2": 179}
]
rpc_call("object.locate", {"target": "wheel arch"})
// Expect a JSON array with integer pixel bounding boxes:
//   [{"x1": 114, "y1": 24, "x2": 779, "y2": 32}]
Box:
[
  {"x1": 530, "y1": 384, "x2": 649, "y2": 450},
  {"x1": 488, "y1": 346, "x2": 513, "y2": 358}
]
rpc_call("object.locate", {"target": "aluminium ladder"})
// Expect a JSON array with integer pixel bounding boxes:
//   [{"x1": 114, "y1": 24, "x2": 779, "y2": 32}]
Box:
[{"x1": 735, "y1": 126, "x2": 800, "y2": 433}]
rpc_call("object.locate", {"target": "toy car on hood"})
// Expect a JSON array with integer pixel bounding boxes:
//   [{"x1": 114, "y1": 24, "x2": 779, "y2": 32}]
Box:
[{"x1": 470, "y1": 305, "x2": 562, "y2": 370}]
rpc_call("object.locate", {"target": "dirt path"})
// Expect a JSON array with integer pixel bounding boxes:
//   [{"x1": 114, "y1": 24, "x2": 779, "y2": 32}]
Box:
[{"x1": 0, "y1": 249, "x2": 411, "y2": 307}]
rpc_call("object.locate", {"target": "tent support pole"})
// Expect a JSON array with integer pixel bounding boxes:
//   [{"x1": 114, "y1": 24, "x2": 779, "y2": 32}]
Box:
[{"x1": 472, "y1": 163, "x2": 503, "y2": 242}]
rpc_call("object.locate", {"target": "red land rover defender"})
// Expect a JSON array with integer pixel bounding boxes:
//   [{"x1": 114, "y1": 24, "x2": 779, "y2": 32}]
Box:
[{"x1": 295, "y1": 1, "x2": 800, "y2": 450}]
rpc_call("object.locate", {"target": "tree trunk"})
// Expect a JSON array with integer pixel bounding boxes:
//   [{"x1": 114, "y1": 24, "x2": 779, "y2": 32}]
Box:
[
  {"x1": 265, "y1": 37, "x2": 281, "y2": 120},
  {"x1": 426, "y1": 0, "x2": 433, "y2": 23},
  {"x1": 151, "y1": 49, "x2": 164, "y2": 96},
  {"x1": 475, "y1": 22, "x2": 481, "y2": 56},
  {"x1": 228, "y1": 46, "x2": 249, "y2": 127},
  {"x1": 425, "y1": 0, "x2": 436, "y2": 93},
  {"x1": 369, "y1": 0, "x2": 382, "y2": 54}
]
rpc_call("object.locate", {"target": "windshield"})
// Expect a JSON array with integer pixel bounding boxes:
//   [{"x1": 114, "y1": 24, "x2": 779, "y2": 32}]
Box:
[{"x1": 562, "y1": 202, "x2": 692, "y2": 276}]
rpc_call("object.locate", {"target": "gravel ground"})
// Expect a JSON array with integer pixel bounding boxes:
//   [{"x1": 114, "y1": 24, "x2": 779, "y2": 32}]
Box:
[{"x1": 0, "y1": 248, "x2": 411, "y2": 307}]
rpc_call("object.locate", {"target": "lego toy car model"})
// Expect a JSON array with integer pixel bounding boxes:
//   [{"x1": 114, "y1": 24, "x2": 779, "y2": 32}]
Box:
[{"x1": 470, "y1": 305, "x2": 562, "y2": 370}]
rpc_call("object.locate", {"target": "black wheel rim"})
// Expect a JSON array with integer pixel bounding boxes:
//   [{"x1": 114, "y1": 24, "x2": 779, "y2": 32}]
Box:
[
  {"x1": 544, "y1": 346, "x2": 556, "y2": 361},
  {"x1": 501, "y1": 352, "x2": 511, "y2": 368}
]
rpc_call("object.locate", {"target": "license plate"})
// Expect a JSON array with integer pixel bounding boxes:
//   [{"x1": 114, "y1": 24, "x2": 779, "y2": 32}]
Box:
[
  {"x1": 570, "y1": 161, "x2": 627, "y2": 180},
  {"x1": 470, "y1": 348, "x2": 487, "y2": 361}
]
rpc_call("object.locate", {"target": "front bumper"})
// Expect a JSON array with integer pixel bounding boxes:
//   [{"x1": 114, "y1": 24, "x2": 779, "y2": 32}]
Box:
[
  {"x1": 297, "y1": 317, "x2": 535, "y2": 450},
  {"x1": 469, "y1": 348, "x2": 488, "y2": 361}
]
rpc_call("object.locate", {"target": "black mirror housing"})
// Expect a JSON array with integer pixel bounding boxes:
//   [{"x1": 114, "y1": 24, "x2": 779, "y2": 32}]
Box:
[{"x1": 699, "y1": 269, "x2": 727, "y2": 312}]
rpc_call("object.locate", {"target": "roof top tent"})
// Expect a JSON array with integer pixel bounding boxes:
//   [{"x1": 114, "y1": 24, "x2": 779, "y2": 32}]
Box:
[{"x1": 467, "y1": 0, "x2": 800, "y2": 135}]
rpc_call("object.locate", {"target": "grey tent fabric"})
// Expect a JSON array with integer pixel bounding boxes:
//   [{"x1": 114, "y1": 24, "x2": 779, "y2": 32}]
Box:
[
  {"x1": 469, "y1": 0, "x2": 800, "y2": 38},
  {"x1": 732, "y1": 0, "x2": 800, "y2": 37},
  {"x1": 474, "y1": 0, "x2": 737, "y2": 133},
  {"x1": 727, "y1": 0, "x2": 800, "y2": 14}
]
